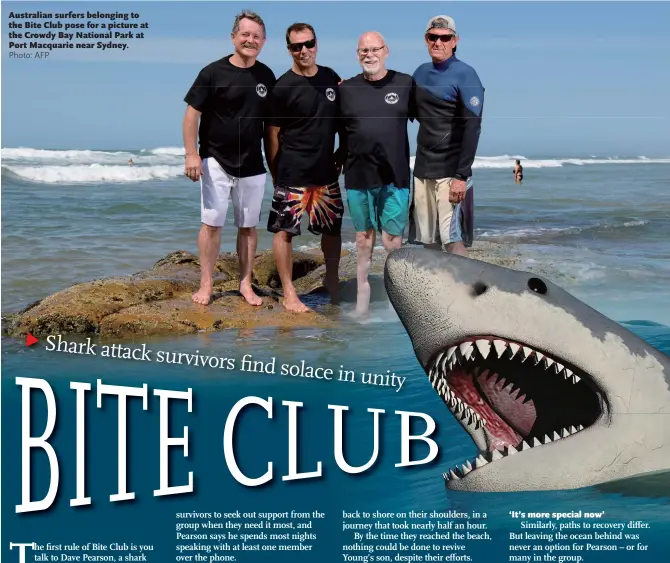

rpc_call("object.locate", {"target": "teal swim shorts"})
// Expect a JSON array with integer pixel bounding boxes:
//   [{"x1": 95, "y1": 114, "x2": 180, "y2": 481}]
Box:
[{"x1": 346, "y1": 185, "x2": 409, "y2": 236}]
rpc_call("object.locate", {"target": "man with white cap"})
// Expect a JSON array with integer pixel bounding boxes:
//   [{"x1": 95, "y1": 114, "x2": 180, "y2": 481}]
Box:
[{"x1": 408, "y1": 15, "x2": 484, "y2": 257}]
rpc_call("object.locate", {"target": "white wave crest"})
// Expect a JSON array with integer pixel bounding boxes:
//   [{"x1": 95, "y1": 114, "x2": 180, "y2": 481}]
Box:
[
  {"x1": 1, "y1": 147, "x2": 135, "y2": 163},
  {"x1": 144, "y1": 147, "x2": 185, "y2": 156},
  {"x1": 3, "y1": 164, "x2": 184, "y2": 184},
  {"x1": 3, "y1": 147, "x2": 669, "y2": 184},
  {"x1": 409, "y1": 155, "x2": 670, "y2": 170},
  {"x1": 477, "y1": 219, "x2": 650, "y2": 240}
]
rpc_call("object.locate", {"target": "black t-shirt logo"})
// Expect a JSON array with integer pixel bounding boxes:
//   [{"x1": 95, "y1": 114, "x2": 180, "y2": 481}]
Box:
[
  {"x1": 325, "y1": 88, "x2": 336, "y2": 102},
  {"x1": 256, "y1": 83, "x2": 267, "y2": 98},
  {"x1": 385, "y1": 92, "x2": 399, "y2": 105}
]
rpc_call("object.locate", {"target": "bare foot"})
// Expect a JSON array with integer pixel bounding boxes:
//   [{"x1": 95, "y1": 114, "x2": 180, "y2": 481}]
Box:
[
  {"x1": 354, "y1": 304, "x2": 370, "y2": 317},
  {"x1": 192, "y1": 286, "x2": 212, "y2": 305},
  {"x1": 282, "y1": 295, "x2": 311, "y2": 313},
  {"x1": 240, "y1": 283, "x2": 262, "y2": 306},
  {"x1": 350, "y1": 307, "x2": 370, "y2": 322}
]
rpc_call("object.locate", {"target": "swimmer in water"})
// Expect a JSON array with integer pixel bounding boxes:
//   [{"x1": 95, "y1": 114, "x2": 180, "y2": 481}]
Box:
[{"x1": 513, "y1": 159, "x2": 523, "y2": 183}]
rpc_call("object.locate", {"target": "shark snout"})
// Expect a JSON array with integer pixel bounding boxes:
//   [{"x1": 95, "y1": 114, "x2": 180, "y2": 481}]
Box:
[
  {"x1": 384, "y1": 247, "x2": 415, "y2": 291},
  {"x1": 385, "y1": 248, "x2": 493, "y2": 300},
  {"x1": 385, "y1": 248, "x2": 486, "y2": 367}
]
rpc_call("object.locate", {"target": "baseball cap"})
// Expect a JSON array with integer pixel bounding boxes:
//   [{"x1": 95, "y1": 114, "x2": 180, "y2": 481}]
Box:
[{"x1": 425, "y1": 15, "x2": 456, "y2": 34}]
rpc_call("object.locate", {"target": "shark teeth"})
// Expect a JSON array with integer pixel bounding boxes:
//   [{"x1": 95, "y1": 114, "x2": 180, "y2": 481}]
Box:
[
  {"x1": 431, "y1": 337, "x2": 592, "y2": 485},
  {"x1": 442, "y1": 425, "x2": 587, "y2": 482},
  {"x1": 430, "y1": 335, "x2": 587, "y2": 431},
  {"x1": 475, "y1": 339, "x2": 491, "y2": 359},
  {"x1": 508, "y1": 343, "x2": 520, "y2": 359},
  {"x1": 430, "y1": 361, "x2": 486, "y2": 430},
  {"x1": 492, "y1": 340, "x2": 507, "y2": 358},
  {"x1": 432, "y1": 338, "x2": 584, "y2": 384}
]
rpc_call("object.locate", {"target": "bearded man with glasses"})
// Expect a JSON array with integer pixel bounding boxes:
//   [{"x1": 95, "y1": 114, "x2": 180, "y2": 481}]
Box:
[
  {"x1": 408, "y1": 15, "x2": 484, "y2": 257},
  {"x1": 338, "y1": 31, "x2": 415, "y2": 317},
  {"x1": 265, "y1": 23, "x2": 345, "y2": 313}
]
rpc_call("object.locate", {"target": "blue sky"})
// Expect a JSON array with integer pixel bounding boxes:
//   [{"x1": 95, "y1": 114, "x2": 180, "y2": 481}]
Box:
[{"x1": 2, "y1": 0, "x2": 669, "y2": 156}]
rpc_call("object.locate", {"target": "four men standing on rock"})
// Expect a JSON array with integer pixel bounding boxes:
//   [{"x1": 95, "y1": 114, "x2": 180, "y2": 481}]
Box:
[{"x1": 182, "y1": 11, "x2": 484, "y2": 313}]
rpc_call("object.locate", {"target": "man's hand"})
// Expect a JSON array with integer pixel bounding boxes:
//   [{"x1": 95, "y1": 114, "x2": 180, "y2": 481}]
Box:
[
  {"x1": 449, "y1": 178, "x2": 467, "y2": 203},
  {"x1": 184, "y1": 153, "x2": 202, "y2": 182}
]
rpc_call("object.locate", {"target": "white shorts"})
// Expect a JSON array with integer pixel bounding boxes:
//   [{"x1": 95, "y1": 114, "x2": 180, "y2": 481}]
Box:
[{"x1": 200, "y1": 157, "x2": 266, "y2": 228}]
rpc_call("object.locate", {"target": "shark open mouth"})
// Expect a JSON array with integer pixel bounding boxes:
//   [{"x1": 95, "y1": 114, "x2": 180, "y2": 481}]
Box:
[{"x1": 428, "y1": 336, "x2": 604, "y2": 483}]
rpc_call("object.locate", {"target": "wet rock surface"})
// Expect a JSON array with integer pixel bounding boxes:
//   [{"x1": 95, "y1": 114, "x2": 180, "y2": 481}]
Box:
[{"x1": 2, "y1": 242, "x2": 527, "y2": 339}]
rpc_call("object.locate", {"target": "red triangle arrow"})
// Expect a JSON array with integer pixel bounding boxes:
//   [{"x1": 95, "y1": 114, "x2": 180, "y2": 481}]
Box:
[{"x1": 25, "y1": 333, "x2": 39, "y2": 347}]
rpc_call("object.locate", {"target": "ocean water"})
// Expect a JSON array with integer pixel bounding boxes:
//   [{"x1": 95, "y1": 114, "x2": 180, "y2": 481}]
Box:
[
  {"x1": 2, "y1": 147, "x2": 670, "y2": 561},
  {"x1": 2, "y1": 147, "x2": 670, "y2": 323}
]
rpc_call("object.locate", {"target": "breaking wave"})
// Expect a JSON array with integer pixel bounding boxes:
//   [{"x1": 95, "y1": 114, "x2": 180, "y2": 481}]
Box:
[
  {"x1": 1, "y1": 148, "x2": 136, "y2": 164},
  {"x1": 410, "y1": 155, "x2": 670, "y2": 170},
  {"x1": 142, "y1": 147, "x2": 185, "y2": 156},
  {"x1": 2, "y1": 164, "x2": 183, "y2": 184},
  {"x1": 477, "y1": 219, "x2": 650, "y2": 242},
  {"x1": 2, "y1": 146, "x2": 669, "y2": 184}
]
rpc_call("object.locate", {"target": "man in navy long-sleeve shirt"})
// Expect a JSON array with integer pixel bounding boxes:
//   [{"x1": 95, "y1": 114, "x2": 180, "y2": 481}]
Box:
[{"x1": 408, "y1": 15, "x2": 484, "y2": 257}]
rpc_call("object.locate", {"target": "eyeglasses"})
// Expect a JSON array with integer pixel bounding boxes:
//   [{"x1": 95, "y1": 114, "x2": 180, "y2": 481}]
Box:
[
  {"x1": 357, "y1": 45, "x2": 386, "y2": 57},
  {"x1": 426, "y1": 33, "x2": 454, "y2": 43},
  {"x1": 288, "y1": 38, "x2": 316, "y2": 52}
]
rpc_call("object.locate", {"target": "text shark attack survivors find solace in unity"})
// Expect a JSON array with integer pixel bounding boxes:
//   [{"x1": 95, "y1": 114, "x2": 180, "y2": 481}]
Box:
[{"x1": 43, "y1": 334, "x2": 407, "y2": 391}]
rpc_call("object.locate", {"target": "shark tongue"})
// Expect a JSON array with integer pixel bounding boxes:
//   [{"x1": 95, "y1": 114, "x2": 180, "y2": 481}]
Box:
[{"x1": 447, "y1": 369, "x2": 522, "y2": 451}]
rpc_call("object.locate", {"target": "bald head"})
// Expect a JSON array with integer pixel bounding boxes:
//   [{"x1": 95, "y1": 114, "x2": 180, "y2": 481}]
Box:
[
  {"x1": 357, "y1": 30, "x2": 388, "y2": 79},
  {"x1": 358, "y1": 31, "x2": 385, "y2": 48}
]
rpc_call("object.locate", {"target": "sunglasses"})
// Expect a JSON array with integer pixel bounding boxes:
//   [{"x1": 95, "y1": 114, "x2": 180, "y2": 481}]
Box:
[
  {"x1": 288, "y1": 38, "x2": 316, "y2": 52},
  {"x1": 426, "y1": 33, "x2": 454, "y2": 43}
]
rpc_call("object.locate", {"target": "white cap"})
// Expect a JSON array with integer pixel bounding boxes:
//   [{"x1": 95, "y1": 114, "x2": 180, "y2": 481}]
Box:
[{"x1": 425, "y1": 15, "x2": 456, "y2": 34}]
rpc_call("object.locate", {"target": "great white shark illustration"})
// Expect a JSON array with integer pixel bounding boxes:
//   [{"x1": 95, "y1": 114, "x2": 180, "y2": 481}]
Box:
[{"x1": 384, "y1": 247, "x2": 670, "y2": 492}]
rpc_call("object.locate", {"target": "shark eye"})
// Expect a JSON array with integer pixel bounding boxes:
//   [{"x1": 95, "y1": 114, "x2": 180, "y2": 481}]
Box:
[
  {"x1": 471, "y1": 282, "x2": 488, "y2": 296},
  {"x1": 528, "y1": 278, "x2": 547, "y2": 294}
]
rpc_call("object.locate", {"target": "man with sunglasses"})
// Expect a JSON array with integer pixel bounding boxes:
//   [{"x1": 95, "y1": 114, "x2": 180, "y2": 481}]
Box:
[
  {"x1": 265, "y1": 23, "x2": 345, "y2": 313},
  {"x1": 408, "y1": 15, "x2": 484, "y2": 257},
  {"x1": 338, "y1": 31, "x2": 415, "y2": 316},
  {"x1": 183, "y1": 10, "x2": 276, "y2": 306}
]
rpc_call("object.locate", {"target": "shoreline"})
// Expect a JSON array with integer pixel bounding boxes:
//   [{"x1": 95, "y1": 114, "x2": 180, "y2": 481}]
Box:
[
  {"x1": 1, "y1": 240, "x2": 527, "y2": 316},
  {"x1": 0, "y1": 241, "x2": 543, "y2": 340}
]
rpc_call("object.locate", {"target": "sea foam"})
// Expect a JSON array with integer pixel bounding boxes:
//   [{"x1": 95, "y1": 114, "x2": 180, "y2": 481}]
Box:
[{"x1": 2, "y1": 147, "x2": 669, "y2": 184}]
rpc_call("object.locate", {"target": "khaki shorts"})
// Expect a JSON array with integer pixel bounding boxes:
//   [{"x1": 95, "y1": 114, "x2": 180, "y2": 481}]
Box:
[{"x1": 408, "y1": 176, "x2": 474, "y2": 247}]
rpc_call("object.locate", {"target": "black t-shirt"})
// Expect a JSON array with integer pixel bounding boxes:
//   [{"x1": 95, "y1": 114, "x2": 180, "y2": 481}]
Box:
[
  {"x1": 267, "y1": 66, "x2": 342, "y2": 187},
  {"x1": 339, "y1": 70, "x2": 414, "y2": 189},
  {"x1": 184, "y1": 55, "x2": 276, "y2": 178}
]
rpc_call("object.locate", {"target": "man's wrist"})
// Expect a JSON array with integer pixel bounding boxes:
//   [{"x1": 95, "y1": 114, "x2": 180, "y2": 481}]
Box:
[{"x1": 453, "y1": 173, "x2": 467, "y2": 181}]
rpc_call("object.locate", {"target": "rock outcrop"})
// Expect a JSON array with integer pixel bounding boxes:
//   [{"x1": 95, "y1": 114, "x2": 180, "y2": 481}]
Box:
[{"x1": 2, "y1": 242, "x2": 522, "y2": 339}]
